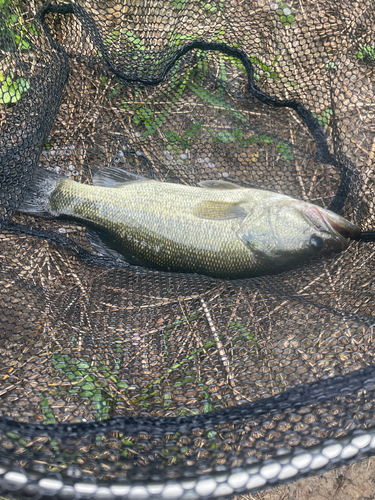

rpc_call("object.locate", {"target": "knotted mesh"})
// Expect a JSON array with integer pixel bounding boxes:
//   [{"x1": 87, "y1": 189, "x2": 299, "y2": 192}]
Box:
[{"x1": 0, "y1": 0, "x2": 374, "y2": 498}]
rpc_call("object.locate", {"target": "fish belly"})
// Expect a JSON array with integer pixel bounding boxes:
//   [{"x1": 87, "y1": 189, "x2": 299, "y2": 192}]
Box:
[{"x1": 50, "y1": 179, "x2": 262, "y2": 278}]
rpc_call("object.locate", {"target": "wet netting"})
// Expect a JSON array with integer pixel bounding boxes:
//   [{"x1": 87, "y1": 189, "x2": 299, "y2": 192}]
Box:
[{"x1": 0, "y1": 0, "x2": 375, "y2": 498}]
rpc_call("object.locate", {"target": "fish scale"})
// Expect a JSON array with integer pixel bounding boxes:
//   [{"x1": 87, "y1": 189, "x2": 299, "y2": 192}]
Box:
[{"x1": 17, "y1": 166, "x2": 360, "y2": 279}]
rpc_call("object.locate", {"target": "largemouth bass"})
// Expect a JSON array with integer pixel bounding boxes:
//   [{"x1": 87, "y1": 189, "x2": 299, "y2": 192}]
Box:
[{"x1": 18, "y1": 165, "x2": 360, "y2": 279}]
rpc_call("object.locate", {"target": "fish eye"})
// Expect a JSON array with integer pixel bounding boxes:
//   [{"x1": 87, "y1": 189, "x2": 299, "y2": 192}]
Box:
[{"x1": 310, "y1": 235, "x2": 324, "y2": 251}]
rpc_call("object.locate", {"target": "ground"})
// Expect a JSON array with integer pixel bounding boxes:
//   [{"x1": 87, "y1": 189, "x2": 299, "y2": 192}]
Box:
[{"x1": 236, "y1": 457, "x2": 375, "y2": 500}]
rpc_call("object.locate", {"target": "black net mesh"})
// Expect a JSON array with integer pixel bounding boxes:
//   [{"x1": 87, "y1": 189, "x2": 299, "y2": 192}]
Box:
[{"x1": 0, "y1": 0, "x2": 375, "y2": 497}]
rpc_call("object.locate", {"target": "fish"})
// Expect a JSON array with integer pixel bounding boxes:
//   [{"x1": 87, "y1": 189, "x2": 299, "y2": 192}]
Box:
[{"x1": 17, "y1": 165, "x2": 361, "y2": 279}]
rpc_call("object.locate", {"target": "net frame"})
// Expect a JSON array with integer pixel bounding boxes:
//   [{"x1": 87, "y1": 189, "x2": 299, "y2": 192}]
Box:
[{"x1": 0, "y1": 0, "x2": 374, "y2": 497}]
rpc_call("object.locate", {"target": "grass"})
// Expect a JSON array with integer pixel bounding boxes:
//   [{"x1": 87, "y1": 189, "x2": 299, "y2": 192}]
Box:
[
  {"x1": 43, "y1": 311, "x2": 258, "y2": 420},
  {"x1": 103, "y1": 26, "x2": 299, "y2": 160}
]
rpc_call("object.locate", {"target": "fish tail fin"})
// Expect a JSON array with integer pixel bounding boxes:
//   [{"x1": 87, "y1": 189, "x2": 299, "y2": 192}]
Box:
[{"x1": 17, "y1": 166, "x2": 64, "y2": 217}]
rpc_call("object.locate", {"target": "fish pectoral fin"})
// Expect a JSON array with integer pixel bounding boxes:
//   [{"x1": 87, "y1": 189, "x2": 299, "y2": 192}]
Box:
[
  {"x1": 194, "y1": 200, "x2": 248, "y2": 220},
  {"x1": 198, "y1": 180, "x2": 241, "y2": 189},
  {"x1": 92, "y1": 165, "x2": 148, "y2": 188}
]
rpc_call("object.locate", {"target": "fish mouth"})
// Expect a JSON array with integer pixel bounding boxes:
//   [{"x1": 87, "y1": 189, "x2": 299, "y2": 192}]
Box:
[
  {"x1": 318, "y1": 208, "x2": 361, "y2": 241},
  {"x1": 305, "y1": 205, "x2": 361, "y2": 245}
]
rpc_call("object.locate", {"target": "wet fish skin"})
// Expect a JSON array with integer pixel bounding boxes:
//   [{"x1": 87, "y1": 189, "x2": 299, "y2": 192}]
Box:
[{"x1": 18, "y1": 166, "x2": 361, "y2": 279}]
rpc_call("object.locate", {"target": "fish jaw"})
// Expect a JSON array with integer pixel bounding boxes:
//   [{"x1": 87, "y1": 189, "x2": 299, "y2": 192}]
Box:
[
  {"x1": 304, "y1": 205, "x2": 360, "y2": 251},
  {"x1": 319, "y1": 208, "x2": 361, "y2": 240}
]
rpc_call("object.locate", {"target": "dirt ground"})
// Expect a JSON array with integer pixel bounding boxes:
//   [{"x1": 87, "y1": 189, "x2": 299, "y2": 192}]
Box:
[{"x1": 236, "y1": 456, "x2": 375, "y2": 500}]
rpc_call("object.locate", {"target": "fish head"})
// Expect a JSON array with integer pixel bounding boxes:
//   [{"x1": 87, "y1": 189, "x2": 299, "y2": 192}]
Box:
[{"x1": 239, "y1": 198, "x2": 360, "y2": 269}]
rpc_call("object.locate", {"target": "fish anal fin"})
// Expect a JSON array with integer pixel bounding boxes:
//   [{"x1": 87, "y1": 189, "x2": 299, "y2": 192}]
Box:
[
  {"x1": 194, "y1": 200, "x2": 247, "y2": 220},
  {"x1": 198, "y1": 180, "x2": 241, "y2": 189},
  {"x1": 85, "y1": 227, "x2": 135, "y2": 265},
  {"x1": 92, "y1": 165, "x2": 148, "y2": 188}
]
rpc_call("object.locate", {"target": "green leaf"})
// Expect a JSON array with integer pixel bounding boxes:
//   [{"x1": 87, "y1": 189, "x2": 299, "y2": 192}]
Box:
[
  {"x1": 188, "y1": 82, "x2": 248, "y2": 123},
  {"x1": 355, "y1": 45, "x2": 375, "y2": 62},
  {"x1": 133, "y1": 107, "x2": 153, "y2": 126},
  {"x1": 104, "y1": 29, "x2": 146, "y2": 50},
  {"x1": 165, "y1": 130, "x2": 180, "y2": 143},
  {"x1": 54, "y1": 362, "x2": 67, "y2": 369},
  {"x1": 103, "y1": 30, "x2": 121, "y2": 46},
  {"x1": 6, "y1": 432, "x2": 19, "y2": 439},
  {"x1": 95, "y1": 379, "x2": 108, "y2": 388},
  {"x1": 312, "y1": 109, "x2": 333, "y2": 127},
  {"x1": 215, "y1": 131, "x2": 236, "y2": 143},
  {"x1": 80, "y1": 391, "x2": 94, "y2": 397},
  {"x1": 120, "y1": 30, "x2": 145, "y2": 50},
  {"x1": 77, "y1": 362, "x2": 90, "y2": 369},
  {"x1": 163, "y1": 120, "x2": 203, "y2": 149},
  {"x1": 173, "y1": 0, "x2": 189, "y2": 8},
  {"x1": 143, "y1": 69, "x2": 192, "y2": 138},
  {"x1": 14, "y1": 34, "x2": 30, "y2": 50},
  {"x1": 0, "y1": 79, "x2": 24, "y2": 104},
  {"x1": 92, "y1": 395, "x2": 106, "y2": 402},
  {"x1": 276, "y1": 141, "x2": 294, "y2": 160},
  {"x1": 169, "y1": 33, "x2": 198, "y2": 47},
  {"x1": 185, "y1": 121, "x2": 203, "y2": 137},
  {"x1": 81, "y1": 383, "x2": 95, "y2": 390}
]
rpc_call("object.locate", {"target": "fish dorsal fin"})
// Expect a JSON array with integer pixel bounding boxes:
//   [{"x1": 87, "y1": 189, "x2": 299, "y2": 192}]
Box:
[
  {"x1": 198, "y1": 180, "x2": 241, "y2": 189},
  {"x1": 92, "y1": 165, "x2": 148, "y2": 188},
  {"x1": 194, "y1": 200, "x2": 248, "y2": 220}
]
